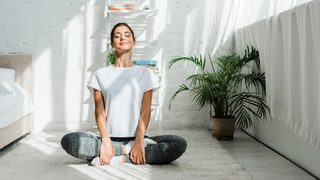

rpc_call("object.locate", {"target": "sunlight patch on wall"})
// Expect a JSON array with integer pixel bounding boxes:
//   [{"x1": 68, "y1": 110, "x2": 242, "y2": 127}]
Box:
[
  {"x1": 210, "y1": 1, "x2": 236, "y2": 57},
  {"x1": 33, "y1": 48, "x2": 53, "y2": 131},
  {"x1": 60, "y1": 0, "x2": 99, "y2": 130}
]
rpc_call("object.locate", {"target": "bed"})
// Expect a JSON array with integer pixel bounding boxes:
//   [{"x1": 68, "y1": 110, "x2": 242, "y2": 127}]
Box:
[{"x1": 0, "y1": 55, "x2": 34, "y2": 150}]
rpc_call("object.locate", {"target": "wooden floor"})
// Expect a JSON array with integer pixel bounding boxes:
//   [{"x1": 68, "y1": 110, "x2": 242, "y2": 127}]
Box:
[{"x1": 219, "y1": 130, "x2": 318, "y2": 180}]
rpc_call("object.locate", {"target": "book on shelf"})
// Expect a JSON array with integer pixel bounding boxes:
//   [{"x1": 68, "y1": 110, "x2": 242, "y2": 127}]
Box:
[
  {"x1": 109, "y1": 8, "x2": 134, "y2": 10},
  {"x1": 134, "y1": 60, "x2": 157, "y2": 65},
  {"x1": 132, "y1": 60, "x2": 158, "y2": 71},
  {"x1": 109, "y1": 4, "x2": 135, "y2": 10}
]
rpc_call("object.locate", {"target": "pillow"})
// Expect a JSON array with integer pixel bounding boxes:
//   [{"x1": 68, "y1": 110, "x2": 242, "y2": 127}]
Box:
[
  {"x1": 0, "y1": 68, "x2": 15, "y2": 82},
  {"x1": 0, "y1": 73, "x2": 14, "y2": 95}
]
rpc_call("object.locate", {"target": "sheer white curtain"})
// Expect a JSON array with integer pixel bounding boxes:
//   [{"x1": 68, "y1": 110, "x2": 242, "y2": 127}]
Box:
[
  {"x1": 232, "y1": 0, "x2": 315, "y2": 30},
  {"x1": 234, "y1": 0, "x2": 320, "y2": 150}
]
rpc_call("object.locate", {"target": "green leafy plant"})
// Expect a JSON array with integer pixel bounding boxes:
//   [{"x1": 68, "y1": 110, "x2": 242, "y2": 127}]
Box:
[
  {"x1": 107, "y1": 49, "x2": 116, "y2": 65},
  {"x1": 168, "y1": 46, "x2": 270, "y2": 128}
]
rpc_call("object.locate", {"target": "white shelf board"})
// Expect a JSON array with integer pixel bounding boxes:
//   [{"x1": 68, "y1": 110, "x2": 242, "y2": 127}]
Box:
[
  {"x1": 107, "y1": 9, "x2": 158, "y2": 16},
  {"x1": 107, "y1": 40, "x2": 158, "y2": 46}
]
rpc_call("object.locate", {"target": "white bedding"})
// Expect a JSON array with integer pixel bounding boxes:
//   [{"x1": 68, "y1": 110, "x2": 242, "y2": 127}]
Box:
[{"x1": 0, "y1": 68, "x2": 34, "y2": 129}]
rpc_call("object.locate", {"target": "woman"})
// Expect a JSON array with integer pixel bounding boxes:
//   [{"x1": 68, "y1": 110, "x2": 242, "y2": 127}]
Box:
[{"x1": 61, "y1": 22, "x2": 187, "y2": 165}]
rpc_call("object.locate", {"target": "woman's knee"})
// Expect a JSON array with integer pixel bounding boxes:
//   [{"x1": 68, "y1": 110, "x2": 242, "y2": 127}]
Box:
[
  {"x1": 61, "y1": 132, "x2": 101, "y2": 160},
  {"x1": 146, "y1": 135, "x2": 187, "y2": 164},
  {"x1": 61, "y1": 132, "x2": 87, "y2": 153},
  {"x1": 171, "y1": 135, "x2": 187, "y2": 155},
  {"x1": 61, "y1": 132, "x2": 75, "y2": 152},
  {"x1": 150, "y1": 135, "x2": 187, "y2": 154}
]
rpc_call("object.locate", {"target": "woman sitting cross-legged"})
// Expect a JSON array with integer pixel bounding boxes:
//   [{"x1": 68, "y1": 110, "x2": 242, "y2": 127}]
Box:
[{"x1": 61, "y1": 22, "x2": 187, "y2": 165}]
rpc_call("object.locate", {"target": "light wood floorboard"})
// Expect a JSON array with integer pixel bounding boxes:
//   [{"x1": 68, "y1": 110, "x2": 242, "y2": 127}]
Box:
[{"x1": 219, "y1": 130, "x2": 318, "y2": 180}]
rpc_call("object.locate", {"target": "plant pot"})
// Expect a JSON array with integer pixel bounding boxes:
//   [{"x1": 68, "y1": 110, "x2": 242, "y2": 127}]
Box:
[{"x1": 211, "y1": 116, "x2": 235, "y2": 140}]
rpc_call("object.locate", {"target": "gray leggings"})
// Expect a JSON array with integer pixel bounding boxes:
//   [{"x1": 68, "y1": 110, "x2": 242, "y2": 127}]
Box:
[{"x1": 61, "y1": 132, "x2": 187, "y2": 164}]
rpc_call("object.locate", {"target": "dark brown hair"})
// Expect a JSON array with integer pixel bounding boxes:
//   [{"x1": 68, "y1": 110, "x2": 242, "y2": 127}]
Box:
[{"x1": 110, "y1": 22, "x2": 135, "y2": 46}]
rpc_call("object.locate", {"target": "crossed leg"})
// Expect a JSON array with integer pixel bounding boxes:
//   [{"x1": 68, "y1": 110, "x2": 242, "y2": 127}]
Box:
[{"x1": 61, "y1": 132, "x2": 187, "y2": 164}]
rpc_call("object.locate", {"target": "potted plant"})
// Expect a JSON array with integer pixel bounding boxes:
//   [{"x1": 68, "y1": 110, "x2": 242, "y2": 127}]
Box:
[
  {"x1": 168, "y1": 46, "x2": 270, "y2": 140},
  {"x1": 107, "y1": 49, "x2": 116, "y2": 65}
]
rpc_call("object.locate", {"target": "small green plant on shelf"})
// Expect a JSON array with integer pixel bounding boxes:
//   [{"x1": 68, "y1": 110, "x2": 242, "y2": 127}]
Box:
[{"x1": 107, "y1": 49, "x2": 116, "y2": 65}]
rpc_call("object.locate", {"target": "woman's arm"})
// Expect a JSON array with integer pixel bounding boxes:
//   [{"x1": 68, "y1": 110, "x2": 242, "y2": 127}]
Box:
[
  {"x1": 94, "y1": 89, "x2": 115, "y2": 165},
  {"x1": 130, "y1": 89, "x2": 153, "y2": 164}
]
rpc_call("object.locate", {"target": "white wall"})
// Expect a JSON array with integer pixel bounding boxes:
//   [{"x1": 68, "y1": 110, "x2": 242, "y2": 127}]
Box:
[
  {"x1": 0, "y1": 0, "x2": 236, "y2": 132},
  {"x1": 1, "y1": 0, "x2": 113, "y2": 131}
]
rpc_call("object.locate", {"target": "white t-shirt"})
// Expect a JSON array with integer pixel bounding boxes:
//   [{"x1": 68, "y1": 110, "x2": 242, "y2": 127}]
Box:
[{"x1": 86, "y1": 65, "x2": 160, "y2": 137}]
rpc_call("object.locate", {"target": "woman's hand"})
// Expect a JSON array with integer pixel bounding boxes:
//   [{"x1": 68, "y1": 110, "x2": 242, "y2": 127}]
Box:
[
  {"x1": 130, "y1": 90, "x2": 153, "y2": 165},
  {"x1": 130, "y1": 140, "x2": 146, "y2": 164},
  {"x1": 99, "y1": 139, "x2": 115, "y2": 165}
]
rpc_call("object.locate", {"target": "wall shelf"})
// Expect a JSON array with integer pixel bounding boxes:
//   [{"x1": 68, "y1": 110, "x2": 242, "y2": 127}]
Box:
[
  {"x1": 107, "y1": 9, "x2": 158, "y2": 16},
  {"x1": 107, "y1": 40, "x2": 159, "y2": 47},
  {"x1": 106, "y1": 2, "x2": 161, "y2": 110}
]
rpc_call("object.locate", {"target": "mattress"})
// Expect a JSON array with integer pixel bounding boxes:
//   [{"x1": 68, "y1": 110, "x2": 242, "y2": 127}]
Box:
[{"x1": 0, "y1": 68, "x2": 34, "y2": 129}]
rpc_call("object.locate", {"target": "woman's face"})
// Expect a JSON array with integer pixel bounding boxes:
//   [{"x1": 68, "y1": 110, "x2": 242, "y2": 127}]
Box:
[{"x1": 111, "y1": 26, "x2": 135, "y2": 52}]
